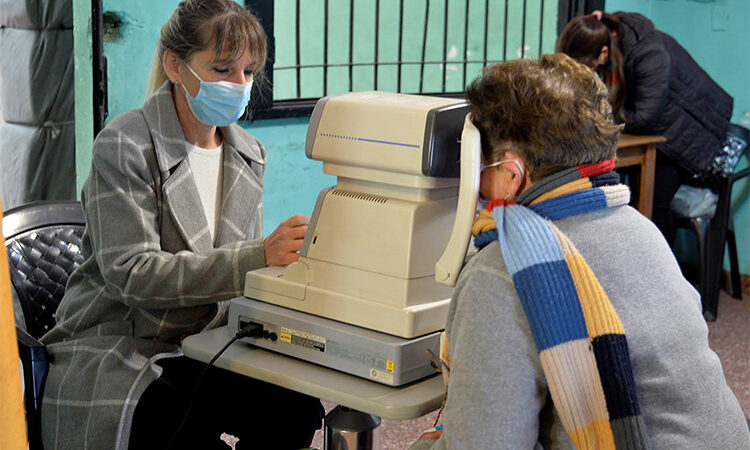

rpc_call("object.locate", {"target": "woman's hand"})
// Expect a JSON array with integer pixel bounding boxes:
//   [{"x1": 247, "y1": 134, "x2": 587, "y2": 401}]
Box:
[{"x1": 263, "y1": 214, "x2": 309, "y2": 266}]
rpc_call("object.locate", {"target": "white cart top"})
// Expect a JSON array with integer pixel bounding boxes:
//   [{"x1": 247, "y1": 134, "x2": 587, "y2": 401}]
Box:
[{"x1": 182, "y1": 326, "x2": 445, "y2": 420}]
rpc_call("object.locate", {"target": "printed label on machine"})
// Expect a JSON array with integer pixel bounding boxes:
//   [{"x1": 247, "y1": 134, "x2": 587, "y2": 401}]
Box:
[
  {"x1": 280, "y1": 327, "x2": 326, "y2": 352},
  {"x1": 369, "y1": 368, "x2": 394, "y2": 384}
]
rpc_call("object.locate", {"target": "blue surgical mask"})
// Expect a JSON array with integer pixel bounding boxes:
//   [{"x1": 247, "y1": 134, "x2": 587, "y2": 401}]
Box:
[{"x1": 181, "y1": 62, "x2": 253, "y2": 127}]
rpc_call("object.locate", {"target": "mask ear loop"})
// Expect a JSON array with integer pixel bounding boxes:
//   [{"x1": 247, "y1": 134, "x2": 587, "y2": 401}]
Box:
[
  {"x1": 178, "y1": 62, "x2": 203, "y2": 100},
  {"x1": 183, "y1": 61, "x2": 204, "y2": 82}
]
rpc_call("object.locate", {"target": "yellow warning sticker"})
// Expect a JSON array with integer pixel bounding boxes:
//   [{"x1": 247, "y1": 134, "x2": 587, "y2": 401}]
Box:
[
  {"x1": 280, "y1": 327, "x2": 326, "y2": 352},
  {"x1": 386, "y1": 360, "x2": 394, "y2": 373}
]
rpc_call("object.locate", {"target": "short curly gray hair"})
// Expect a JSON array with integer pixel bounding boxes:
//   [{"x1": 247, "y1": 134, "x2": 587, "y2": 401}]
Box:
[{"x1": 466, "y1": 53, "x2": 622, "y2": 181}]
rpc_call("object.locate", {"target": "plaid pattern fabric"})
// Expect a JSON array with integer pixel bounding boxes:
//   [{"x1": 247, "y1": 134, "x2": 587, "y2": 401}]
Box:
[
  {"x1": 472, "y1": 161, "x2": 650, "y2": 449},
  {"x1": 39, "y1": 82, "x2": 267, "y2": 450}
]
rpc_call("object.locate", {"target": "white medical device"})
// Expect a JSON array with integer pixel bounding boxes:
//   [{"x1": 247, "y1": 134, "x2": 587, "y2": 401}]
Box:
[{"x1": 228, "y1": 91, "x2": 481, "y2": 385}]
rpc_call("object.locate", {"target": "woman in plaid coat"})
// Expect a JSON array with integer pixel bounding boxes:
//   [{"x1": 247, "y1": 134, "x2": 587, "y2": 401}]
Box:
[{"x1": 40, "y1": 1, "x2": 323, "y2": 448}]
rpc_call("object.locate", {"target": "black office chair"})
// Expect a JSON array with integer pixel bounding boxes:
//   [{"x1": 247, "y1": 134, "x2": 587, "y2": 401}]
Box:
[
  {"x1": 674, "y1": 124, "x2": 748, "y2": 321},
  {"x1": 3, "y1": 201, "x2": 85, "y2": 450}
]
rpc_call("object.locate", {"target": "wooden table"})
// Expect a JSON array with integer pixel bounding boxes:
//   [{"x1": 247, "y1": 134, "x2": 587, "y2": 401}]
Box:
[{"x1": 616, "y1": 134, "x2": 666, "y2": 218}]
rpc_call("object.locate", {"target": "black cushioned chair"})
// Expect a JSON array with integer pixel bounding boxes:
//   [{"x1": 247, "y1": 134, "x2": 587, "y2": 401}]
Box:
[
  {"x1": 3, "y1": 201, "x2": 85, "y2": 450},
  {"x1": 674, "y1": 124, "x2": 749, "y2": 321}
]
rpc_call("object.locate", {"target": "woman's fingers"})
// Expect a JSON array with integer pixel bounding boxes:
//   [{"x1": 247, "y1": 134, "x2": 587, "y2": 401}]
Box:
[
  {"x1": 263, "y1": 215, "x2": 310, "y2": 266},
  {"x1": 283, "y1": 214, "x2": 310, "y2": 228}
]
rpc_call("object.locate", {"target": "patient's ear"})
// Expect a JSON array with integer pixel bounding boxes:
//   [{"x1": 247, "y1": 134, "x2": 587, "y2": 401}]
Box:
[
  {"x1": 502, "y1": 151, "x2": 529, "y2": 196},
  {"x1": 163, "y1": 50, "x2": 182, "y2": 84},
  {"x1": 503, "y1": 150, "x2": 524, "y2": 173}
]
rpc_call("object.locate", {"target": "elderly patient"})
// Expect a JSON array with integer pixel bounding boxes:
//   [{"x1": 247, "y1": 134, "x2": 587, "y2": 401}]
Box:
[{"x1": 410, "y1": 53, "x2": 749, "y2": 450}]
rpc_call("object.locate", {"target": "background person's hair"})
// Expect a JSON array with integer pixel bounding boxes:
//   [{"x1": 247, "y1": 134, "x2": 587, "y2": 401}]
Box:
[
  {"x1": 465, "y1": 53, "x2": 622, "y2": 181},
  {"x1": 146, "y1": 0, "x2": 267, "y2": 98},
  {"x1": 556, "y1": 13, "x2": 626, "y2": 114}
]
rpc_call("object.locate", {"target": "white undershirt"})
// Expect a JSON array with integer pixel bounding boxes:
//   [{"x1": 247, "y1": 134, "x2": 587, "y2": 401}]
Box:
[{"x1": 187, "y1": 143, "x2": 223, "y2": 242}]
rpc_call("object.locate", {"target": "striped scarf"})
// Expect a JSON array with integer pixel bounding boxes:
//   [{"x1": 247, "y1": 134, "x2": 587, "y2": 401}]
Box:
[{"x1": 472, "y1": 160, "x2": 650, "y2": 449}]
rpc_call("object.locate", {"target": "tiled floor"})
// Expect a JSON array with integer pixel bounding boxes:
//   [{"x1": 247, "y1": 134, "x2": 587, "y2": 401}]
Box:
[
  {"x1": 706, "y1": 290, "x2": 750, "y2": 416},
  {"x1": 310, "y1": 290, "x2": 750, "y2": 449}
]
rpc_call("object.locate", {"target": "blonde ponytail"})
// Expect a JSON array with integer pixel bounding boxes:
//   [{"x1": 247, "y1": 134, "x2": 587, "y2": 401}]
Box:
[{"x1": 145, "y1": 44, "x2": 169, "y2": 99}]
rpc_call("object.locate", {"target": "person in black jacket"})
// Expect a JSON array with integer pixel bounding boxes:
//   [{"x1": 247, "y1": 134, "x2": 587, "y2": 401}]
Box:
[{"x1": 557, "y1": 11, "x2": 733, "y2": 243}]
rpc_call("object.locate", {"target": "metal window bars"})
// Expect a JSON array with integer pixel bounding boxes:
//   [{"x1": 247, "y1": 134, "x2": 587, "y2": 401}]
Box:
[{"x1": 245, "y1": 0, "x2": 569, "y2": 119}]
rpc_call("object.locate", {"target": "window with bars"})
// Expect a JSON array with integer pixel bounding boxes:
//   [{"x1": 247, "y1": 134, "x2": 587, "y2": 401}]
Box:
[{"x1": 245, "y1": 0, "x2": 601, "y2": 119}]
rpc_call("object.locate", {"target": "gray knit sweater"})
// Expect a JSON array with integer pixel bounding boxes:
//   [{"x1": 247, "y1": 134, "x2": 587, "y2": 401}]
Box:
[{"x1": 411, "y1": 205, "x2": 749, "y2": 449}]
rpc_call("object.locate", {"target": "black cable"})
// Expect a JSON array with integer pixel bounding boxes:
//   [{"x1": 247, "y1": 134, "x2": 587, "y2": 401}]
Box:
[{"x1": 165, "y1": 322, "x2": 263, "y2": 449}]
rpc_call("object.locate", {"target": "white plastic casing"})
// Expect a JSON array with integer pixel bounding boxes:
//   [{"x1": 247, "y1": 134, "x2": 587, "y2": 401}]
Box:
[{"x1": 243, "y1": 92, "x2": 474, "y2": 338}]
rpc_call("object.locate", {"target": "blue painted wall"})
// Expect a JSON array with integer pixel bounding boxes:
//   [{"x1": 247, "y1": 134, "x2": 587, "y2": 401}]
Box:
[
  {"x1": 241, "y1": 117, "x2": 334, "y2": 234},
  {"x1": 96, "y1": 0, "x2": 334, "y2": 234},
  {"x1": 604, "y1": 0, "x2": 749, "y2": 274},
  {"x1": 73, "y1": 0, "x2": 749, "y2": 273},
  {"x1": 75, "y1": 0, "x2": 329, "y2": 234},
  {"x1": 82, "y1": 0, "x2": 557, "y2": 234}
]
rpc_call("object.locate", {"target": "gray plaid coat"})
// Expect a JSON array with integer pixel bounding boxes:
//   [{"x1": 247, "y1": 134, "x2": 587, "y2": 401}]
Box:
[{"x1": 40, "y1": 82, "x2": 267, "y2": 450}]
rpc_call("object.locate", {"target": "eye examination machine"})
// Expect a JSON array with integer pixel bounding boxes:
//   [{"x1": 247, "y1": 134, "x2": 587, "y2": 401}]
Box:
[{"x1": 227, "y1": 91, "x2": 481, "y2": 386}]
